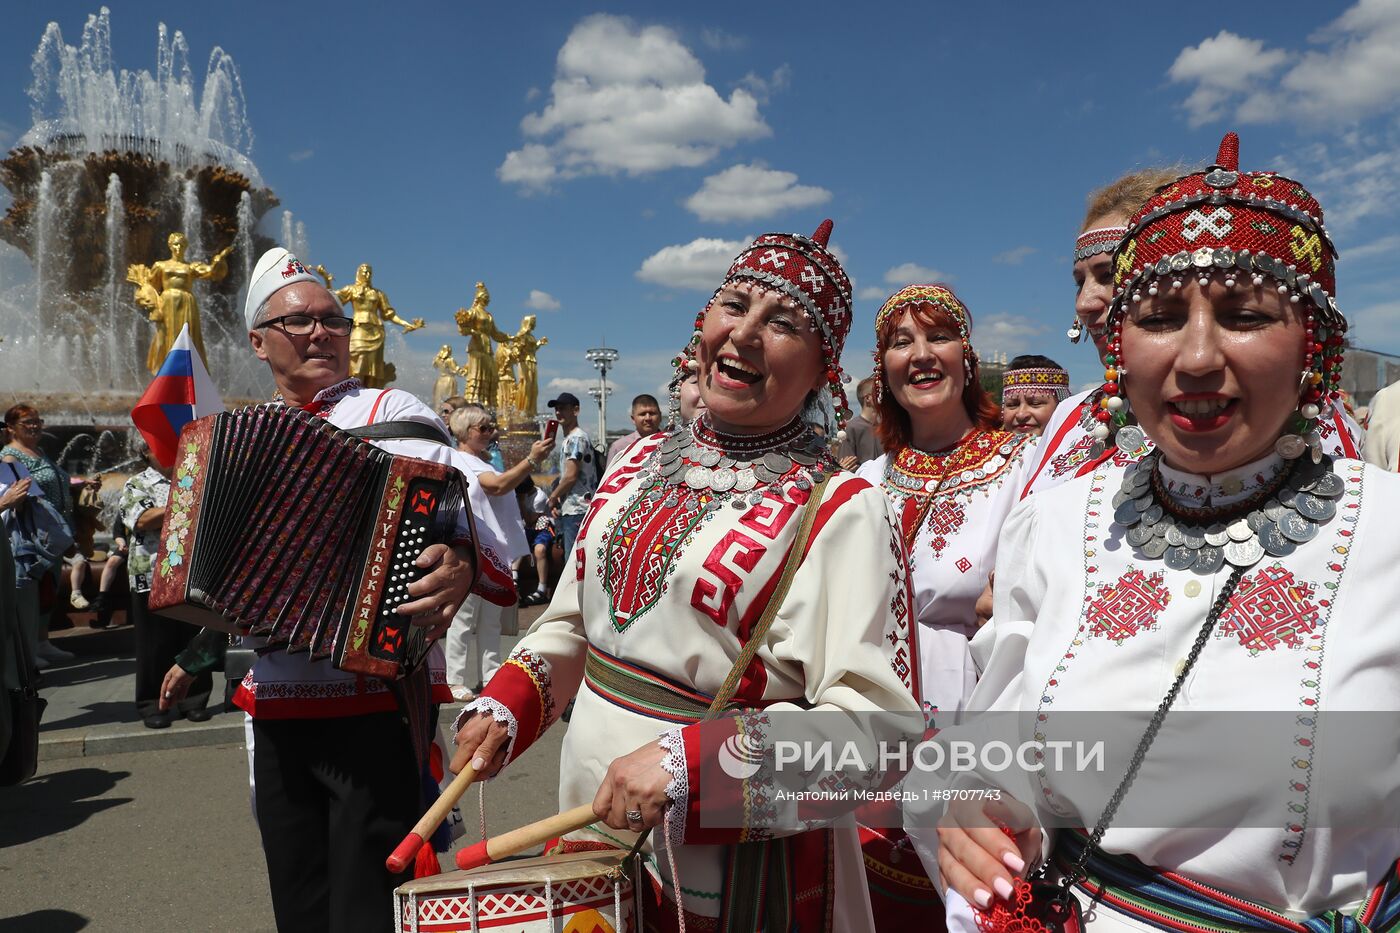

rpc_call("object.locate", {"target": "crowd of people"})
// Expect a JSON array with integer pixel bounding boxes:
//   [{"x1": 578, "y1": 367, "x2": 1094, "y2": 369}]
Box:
[{"x1": 5, "y1": 128, "x2": 1400, "y2": 933}]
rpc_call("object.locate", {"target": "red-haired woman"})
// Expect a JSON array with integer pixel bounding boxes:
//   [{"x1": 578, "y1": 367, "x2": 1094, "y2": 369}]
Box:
[{"x1": 857, "y1": 285, "x2": 1036, "y2": 722}]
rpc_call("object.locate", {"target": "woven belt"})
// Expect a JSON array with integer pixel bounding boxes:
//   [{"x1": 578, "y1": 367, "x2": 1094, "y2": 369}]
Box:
[
  {"x1": 583, "y1": 644, "x2": 730, "y2": 725},
  {"x1": 1057, "y1": 831, "x2": 1400, "y2": 932}
]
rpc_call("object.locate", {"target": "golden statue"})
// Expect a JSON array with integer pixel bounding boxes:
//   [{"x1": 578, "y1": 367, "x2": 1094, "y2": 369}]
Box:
[
  {"x1": 324, "y1": 263, "x2": 424, "y2": 389},
  {"x1": 431, "y1": 345, "x2": 467, "y2": 412},
  {"x1": 507, "y1": 314, "x2": 549, "y2": 416},
  {"x1": 495, "y1": 338, "x2": 520, "y2": 417},
  {"x1": 454, "y1": 281, "x2": 512, "y2": 407},
  {"x1": 127, "y1": 232, "x2": 232, "y2": 374}
]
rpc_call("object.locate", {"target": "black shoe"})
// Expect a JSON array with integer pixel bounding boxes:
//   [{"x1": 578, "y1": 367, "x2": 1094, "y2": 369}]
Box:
[
  {"x1": 89, "y1": 593, "x2": 111, "y2": 628},
  {"x1": 184, "y1": 707, "x2": 215, "y2": 723},
  {"x1": 143, "y1": 712, "x2": 173, "y2": 729}
]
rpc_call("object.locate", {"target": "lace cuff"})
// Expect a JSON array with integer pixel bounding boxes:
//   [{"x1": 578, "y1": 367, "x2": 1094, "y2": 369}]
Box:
[
  {"x1": 657, "y1": 727, "x2": 688, "y2": 848},
  {"x1": 452, "y1": 696, "x2": 520, "y2": 775}
]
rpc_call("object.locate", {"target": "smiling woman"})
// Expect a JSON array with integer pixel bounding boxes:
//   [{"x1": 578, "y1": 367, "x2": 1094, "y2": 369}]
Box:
[
  {"x1": 928, "y1": 133, "x2": 1400, "y2": 933},
  {"x1": 450, "y1": 220, "x2": 925, "y2": 933}
]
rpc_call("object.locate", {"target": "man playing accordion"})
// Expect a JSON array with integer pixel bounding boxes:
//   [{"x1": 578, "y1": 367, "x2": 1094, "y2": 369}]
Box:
[{"x1": 234, "y1": 248, "x2": 515, "y2": 933}]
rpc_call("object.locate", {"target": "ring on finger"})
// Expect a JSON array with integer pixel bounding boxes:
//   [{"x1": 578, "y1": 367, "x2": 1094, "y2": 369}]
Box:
[{"x1": 625, "y1": 808, "x2": 644, "y2": 824}]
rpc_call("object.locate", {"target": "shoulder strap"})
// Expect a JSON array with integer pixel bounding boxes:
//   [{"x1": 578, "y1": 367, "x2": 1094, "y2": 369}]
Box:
[
  {"x1": 348, "y1": 420, "x2": 452, "y2": 446},
  {"x1": 705, "y1": 475, "x2": 831, "y2": 718}
]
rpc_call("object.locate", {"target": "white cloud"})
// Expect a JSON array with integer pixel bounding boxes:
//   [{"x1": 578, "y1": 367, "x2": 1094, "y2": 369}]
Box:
[
  {"x1": 1345, "y1": 233, "x2": 1400, "y2": 260},
  {"x1": 1167, "y1": 31, "x2": 1288, "y2": 126},
  {"x1": 636, "y1": 236, "x2": 751, "y2": 291},
  {"x1": 684, "y1": 163, "x2": 831, "y2": 222},
  {"x1": 525, "y1": 289, "x2": 562, "y2": 311},
  {"x1": 1347, "y1": 300, "x2": 1400, "y2": 353},
  {"x1": 971, "y1": 313, "x2": 1051, "y2": 359},
  {"x1": 883, "y1": 262, "x2": 952, "y2": 286},
  {"x1": 994, "y1": 246, "x2": 1037, "y2": 266},
  {"x1": 498, "y1": 15, "x2": 770, "y2": 191},
  {"x1": 1168, "y1": 3, "x2": 1400, "y2": 127},
  {"x1": 737, "y1": 65, "x2": 791, "y2": 103},
  {"x1": 857, "y1": 285, "x2": 888, "y2": 302},
  {"x1": 544, "y1": 376, "x2": 597, "y2": 395},
  {"x1": 288, "y1": 148, "x2": 314, "y2": 162},
  {"x1": 701, "y1": 27, "x2": 747, "y2": 52},
  {"x1": 1269, "y1": 133, "x2": 1400, "y2": 231}
]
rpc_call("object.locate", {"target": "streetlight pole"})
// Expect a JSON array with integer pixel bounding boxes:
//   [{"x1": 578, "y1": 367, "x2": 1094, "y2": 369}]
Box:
[{"x1": 584, "y1": 346, "x2": 619, "y2": 444}]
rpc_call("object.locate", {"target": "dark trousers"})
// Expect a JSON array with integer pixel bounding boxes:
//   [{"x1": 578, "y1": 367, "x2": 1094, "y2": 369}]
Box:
[
  {"x1": 130, "y1": 590, "x2": 211, "y2": 718},
  {"x1": 251, "y1": 712, "x2": 420, "y2": 933}
]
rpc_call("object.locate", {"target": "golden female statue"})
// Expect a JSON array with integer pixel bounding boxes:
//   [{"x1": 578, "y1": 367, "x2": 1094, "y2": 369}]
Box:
[
  {"x1": 128, "y1": 232, "x2": 232, "y2": 374},
  {"x1": 328, "y1": 263, "x2": 424, "y2": 388},
  {"x1": 509, "y1": 314, "x2": 549, "y2": 416},
  {"x1": 495, "y1": 338, "x2": 520, "y2": 418},
  {"x1": 453, "y1": 281, "x2": 511, "y2": 406},
  {"x1": 431, "y1": 345, "x2": 466, "y2": 411}
]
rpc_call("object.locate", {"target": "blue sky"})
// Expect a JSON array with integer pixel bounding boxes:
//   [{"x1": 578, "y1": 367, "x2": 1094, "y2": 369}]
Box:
[{"x1": 4, "y1": 1, "x2": 1400, "y2": 429}]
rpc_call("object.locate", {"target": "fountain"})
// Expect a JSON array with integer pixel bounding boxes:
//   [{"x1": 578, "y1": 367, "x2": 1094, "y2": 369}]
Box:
[{"x1": 0, "y1": 8, "x2": 284, "y2": 432}]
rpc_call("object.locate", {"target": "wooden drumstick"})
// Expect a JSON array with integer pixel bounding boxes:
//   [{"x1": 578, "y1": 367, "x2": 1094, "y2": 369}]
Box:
[
  {"x1": 454, "y1": 803, "x2": 598, "y2": 871},
  {"x1": 386, "y1": 762, "x2": 478, "y2": 874}
]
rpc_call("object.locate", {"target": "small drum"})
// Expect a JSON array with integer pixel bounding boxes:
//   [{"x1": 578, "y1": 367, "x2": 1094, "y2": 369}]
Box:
[{"x1": 395, "y1": 849, "x2": 637, "y2": 933}]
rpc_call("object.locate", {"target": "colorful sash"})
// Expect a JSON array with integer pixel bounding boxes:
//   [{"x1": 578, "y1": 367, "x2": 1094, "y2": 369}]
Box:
[
  {"x1": 1057, "y1": 832, "x2": 1400, "y2": 932},
  {"x1": 583, "y1": 643, "x2": 723, "y2": 724}
]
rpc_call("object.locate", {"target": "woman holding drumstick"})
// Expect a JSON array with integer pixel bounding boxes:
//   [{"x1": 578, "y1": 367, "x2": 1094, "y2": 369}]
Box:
[{"x1": 451, "y1": 221, "x2": 922, "y2": 932}]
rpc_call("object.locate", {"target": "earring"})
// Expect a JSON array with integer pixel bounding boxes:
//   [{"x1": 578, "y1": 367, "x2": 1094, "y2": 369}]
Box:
[{"x1": 1067, "y1": 318, "x2": 1084, "y2": 344}]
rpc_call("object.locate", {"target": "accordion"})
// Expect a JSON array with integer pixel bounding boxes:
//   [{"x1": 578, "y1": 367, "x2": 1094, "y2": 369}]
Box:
[{"x1": 148, "y1": 405, "x2": 467, "y2": 679}]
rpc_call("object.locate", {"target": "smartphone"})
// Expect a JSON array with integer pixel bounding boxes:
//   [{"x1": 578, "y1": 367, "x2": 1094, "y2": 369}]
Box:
[{"x1": 543, "y1": 419, "x2": 559, "y2": 441}]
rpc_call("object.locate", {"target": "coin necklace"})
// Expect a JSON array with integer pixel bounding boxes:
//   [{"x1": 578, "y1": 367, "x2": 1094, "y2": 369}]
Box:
[
  {"x1": 638, "y1": 416, "x2": 833, "y2": 511},
  {"x1": 1113, "y1": 449, "x2": 1343, "y2": 573}
]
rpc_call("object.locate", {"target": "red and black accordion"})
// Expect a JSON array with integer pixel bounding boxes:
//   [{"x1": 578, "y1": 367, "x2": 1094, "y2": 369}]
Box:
[{"x1": 148, "y1": 405, "x2": 466, "y2": 679}]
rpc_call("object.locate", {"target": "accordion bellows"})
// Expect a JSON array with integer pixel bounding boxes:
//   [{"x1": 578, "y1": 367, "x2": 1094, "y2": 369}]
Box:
[{"x1": 149, "y1": 406, "x2": 464, "y2": 680}]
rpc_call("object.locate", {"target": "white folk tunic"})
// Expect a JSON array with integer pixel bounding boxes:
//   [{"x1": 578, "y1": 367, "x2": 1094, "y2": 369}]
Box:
[
  {"x1": 464, "y1": 428, "x2": 922, "y2": 931},
  {"x1": 858, "y1": 429, "x2": 1037, "y2": 721},
  {"x1": 1021, "y1": 387, "x2": 1365, "y2": 498},
  {"x1": 932, "y1": 453, "x2": 1400, "y2": 930}
]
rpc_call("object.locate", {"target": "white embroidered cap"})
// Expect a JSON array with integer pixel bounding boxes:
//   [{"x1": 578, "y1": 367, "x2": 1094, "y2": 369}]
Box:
[{"x1": 244, "y1": 247, "x2": 322, "y2": 329}]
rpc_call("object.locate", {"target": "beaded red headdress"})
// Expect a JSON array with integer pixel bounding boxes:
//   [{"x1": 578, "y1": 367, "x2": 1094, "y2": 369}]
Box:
[
  {"x1": 675, "y1": 219, "x2": 856, "y2": 434},
  {"x1": 1098, "y1": 132, "x2": 1347, "y2": 460}
]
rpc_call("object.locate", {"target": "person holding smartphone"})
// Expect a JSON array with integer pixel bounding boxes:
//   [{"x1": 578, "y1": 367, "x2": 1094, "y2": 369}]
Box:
[{"x1": 543, "y1": 392, "x2": 598, "y2": 564}]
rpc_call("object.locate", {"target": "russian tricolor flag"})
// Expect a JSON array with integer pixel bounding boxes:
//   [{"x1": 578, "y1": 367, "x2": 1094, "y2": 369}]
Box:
[{"x1": 131, "y1": 324, "x2": 225, "y2": 469}]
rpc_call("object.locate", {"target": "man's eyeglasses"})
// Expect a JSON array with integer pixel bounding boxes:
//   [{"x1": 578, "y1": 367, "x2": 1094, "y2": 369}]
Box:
[
  {"x1": 256, "y1": 314, "x2": 353, "y2": 336},
  {"x1": 17, "y1": 418, "x2": 43, "y2": 428}
]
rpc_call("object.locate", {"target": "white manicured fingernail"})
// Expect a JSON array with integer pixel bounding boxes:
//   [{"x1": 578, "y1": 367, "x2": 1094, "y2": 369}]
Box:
[
  {"x1": 973, "y1": 888, "x2": 991, "y2": 908},
  {"x1": 1002, "y1": 851, "x2": 1025, "y2": 873},
  {"x1": 471, "y1": 757, "x2": 485, "y2": 771},
  {"x1": 993, "y1": 877, "x2": 1014, "y2": 900}
]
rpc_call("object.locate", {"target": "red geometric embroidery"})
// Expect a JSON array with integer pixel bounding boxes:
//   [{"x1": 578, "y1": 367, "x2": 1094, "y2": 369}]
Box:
[
  {"x1": 1217, "y1": 565, "x2": 1319, "y2": 654},
  {"x1": 1088, "y1": 568, "x2": 1171, "y2": 643},
  {"x1": 955, "y1": 557, "x2": 973, "y2": 574},
  {"x1": 1049, "y1": 431, "x2": 1098, "y2": 478},
  {"x1": 602, "y1": 487, "x2": 712, "y2": 632},
  {"x1": 925, "y1": 498, "x2": 967, "y2": 560}
]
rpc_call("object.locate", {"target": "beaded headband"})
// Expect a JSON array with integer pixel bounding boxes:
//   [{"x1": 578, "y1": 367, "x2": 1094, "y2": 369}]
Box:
[
  {"x1": 872, "y1": 284, "x2": 977, "y2": 405},
  {"x1": 1074, "y1": 225, "x2": 1126, "y2": 264},
  {"x1": 1002, "y1": 367, "x2": 1070, "y2": 403}
]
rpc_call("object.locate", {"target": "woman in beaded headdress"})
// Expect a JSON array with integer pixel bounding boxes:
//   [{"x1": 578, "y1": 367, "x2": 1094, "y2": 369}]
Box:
[
  {"x1": 451, "y1": 220, "x2": 922, "y2": 932},
  {"x1": 1023, "y1": 166, "x2": 1363, "y2": 497},
  {"x1": 857, "y1": 284, "x2": 1038, "y2": 721},
  {"x1": 923, "y1": 132, "x2": 1400, "y2": 933},
  {"x1": 849, "y1": 283, "x2": 1039, "y2": 930},
  {"x1": 1000, "y1": 355, "x2": 1071, "y2": 437}
]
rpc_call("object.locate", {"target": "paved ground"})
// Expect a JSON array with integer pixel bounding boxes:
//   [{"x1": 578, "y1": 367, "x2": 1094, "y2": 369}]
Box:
[{"x1": 3, "y1": 610, "x2": 567, "y2": 931}]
